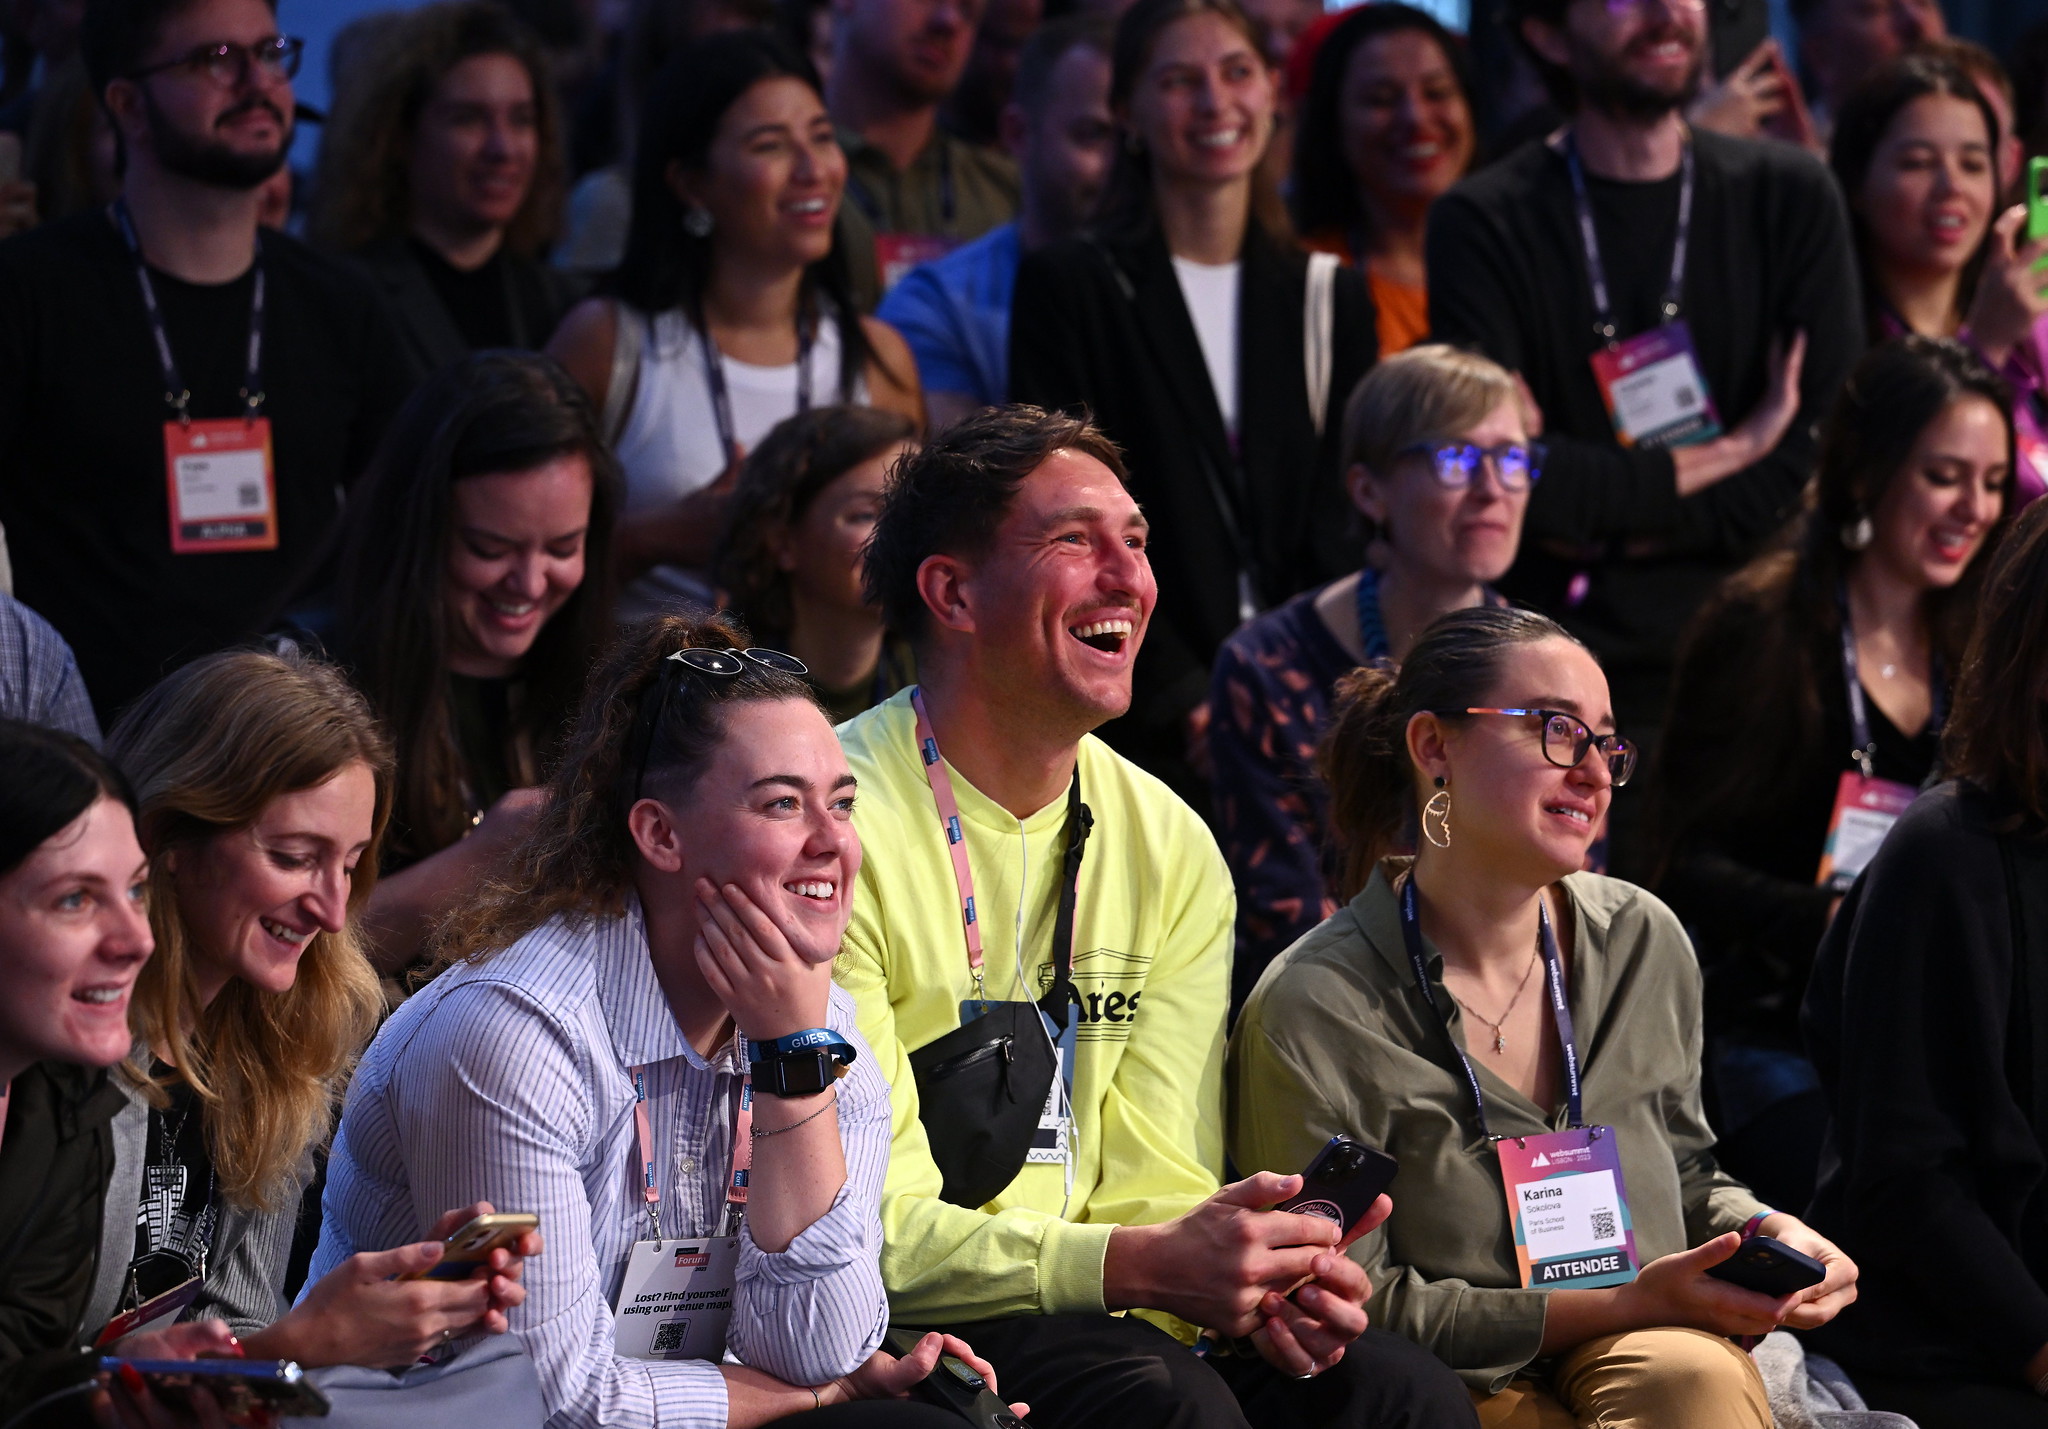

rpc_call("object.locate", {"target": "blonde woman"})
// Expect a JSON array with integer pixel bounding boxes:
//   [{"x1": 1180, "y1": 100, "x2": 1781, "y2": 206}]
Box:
[{"x1": 104, "y1": 647, "x2": 539, "y2": 1365}]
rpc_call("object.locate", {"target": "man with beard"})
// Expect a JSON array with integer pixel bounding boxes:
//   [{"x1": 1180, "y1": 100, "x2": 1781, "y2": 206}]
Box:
[
  {"x1": 0, "y1": 0, "x2": 407, "y2": 720},
  {"x1": 828, "y1": 0, "x2": 1021, "y2": 304},
  {"x1": 1423, "y1": 0, "x2": 1859, "y2": 879},
  {"x1": 831, "y1": 405, "x2": 1479, "y2": 1429},
  {"x1": 879, "y1": 15, "x2": 1112, "y2": 429}
]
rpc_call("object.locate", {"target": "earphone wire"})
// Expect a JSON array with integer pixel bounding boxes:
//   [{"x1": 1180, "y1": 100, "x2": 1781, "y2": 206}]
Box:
[{"x1": 1013, "y1": 812, "x2": 1075, "y2": 1215}]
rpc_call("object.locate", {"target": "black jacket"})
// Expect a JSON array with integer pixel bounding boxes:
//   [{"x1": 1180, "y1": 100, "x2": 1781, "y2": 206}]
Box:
[
  {"x1": 1804, "y1": 782, "x2": 2048, "y2": 1383},
  {"x1": 347, "y1": 236, "x2": 579, "y2": 388},
  {"x1": 0, "y1": 1061, "x2": 128, "y2": 1424},
  {"x1": 1009, "y1": 221, "x2": 1375, "y2": 792}
]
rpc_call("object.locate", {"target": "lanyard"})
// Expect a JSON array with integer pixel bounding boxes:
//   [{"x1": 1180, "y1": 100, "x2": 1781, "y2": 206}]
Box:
[
  {"x1": 1561, "y1": 131, "x2": 1695, "y2": 347},
  {"x1": 1353, "y1": 568, "x2": 1392, "y2": 663},
  {"x1": 630, "y1": 1058, "x2": 753, "y2": 1241},
  {"x1": 848, "y1": 139, "x2": 955, "y2": 229},
  {"x1": 700, "y1": 317, "x2": 812, "y2": 472},
  {"x1": 111, "y1": 200, "x2": 265, "y2": 424},
  {"x1": 1838, "y1": 585, "x2": 1945, "y2": 778},
  {"x1": 910, "y1": 686, "x2": 1088, "y2": 1015},
  {"x1": 1398, "y1": 875, "x2": 1583, "y2": 1140}
]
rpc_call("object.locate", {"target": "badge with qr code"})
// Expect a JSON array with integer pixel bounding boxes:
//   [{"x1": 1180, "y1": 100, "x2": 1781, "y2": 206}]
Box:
[
  {"x1": 1495, "y1": 1127, "x2": 1639, "y2": 1289},
  {"x1": 613, "y1": 1235, "x2": 739, "y2": 1361},
  {"x1": 1588, "y1": 320, "x2": 1722, "y2": 451},
  {"x1": 162, "y1": 416, "x2": 278, "y2": 553}
]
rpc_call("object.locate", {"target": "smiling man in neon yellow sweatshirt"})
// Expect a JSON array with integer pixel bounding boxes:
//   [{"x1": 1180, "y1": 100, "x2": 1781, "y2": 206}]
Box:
[{"x1": 831, "y1": 406, "x2": 1476, "y2": 1429}]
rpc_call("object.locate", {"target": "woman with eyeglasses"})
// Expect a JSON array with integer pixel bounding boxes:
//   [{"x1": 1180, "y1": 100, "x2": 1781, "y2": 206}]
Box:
[
  {"x1": 104, "y1": 646, "x2": 537, "y2": 1371},
  {"x1": 1648, "y1": 336, "x2": 2010, "y2": 1216},
  {"x1": 314, "y1": 612, "x2": 1018, "y2": 1429},
  {"x1": 1227, "y1": 605, "x2": 1858, "y2": 1429},
  {"x1": 1208, "y1": 345, "x2": 1530, "y2": 1009}
]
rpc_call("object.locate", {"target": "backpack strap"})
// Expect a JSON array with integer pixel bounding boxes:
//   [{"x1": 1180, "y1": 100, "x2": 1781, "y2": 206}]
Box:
[
  {"x1": 599, "y1": 299, "x2": 645, "y2": 447},
  {"x1": 1303, "y1": 251, "x2": 1339, "y2": 438}
]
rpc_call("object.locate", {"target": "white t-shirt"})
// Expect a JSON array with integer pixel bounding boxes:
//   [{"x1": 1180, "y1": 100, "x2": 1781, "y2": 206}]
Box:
[
  {"x1": 612, "y1": 305, "x2": 867, "y2": 619},
  {"x1": 1170, "y1": 256, "x2": 1242, "y2": 437}
]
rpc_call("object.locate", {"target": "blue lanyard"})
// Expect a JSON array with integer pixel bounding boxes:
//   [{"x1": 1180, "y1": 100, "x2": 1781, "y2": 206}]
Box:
[
  {"x1": 1398, "y1": 876, "x2": 1583, "y2": 1139},
  {"x1": 1559, "y1": 129, "x2": 1694, "y2": 347},
  {"x1": 700, "y1": 315, "x2": 812, "y2": 472},
  {"x1": 1352, "y1": 568, "x2": 1392, "y2": 663},
  {"x1": 111, "y1": 199, "x2": 265, "y2": 423}
]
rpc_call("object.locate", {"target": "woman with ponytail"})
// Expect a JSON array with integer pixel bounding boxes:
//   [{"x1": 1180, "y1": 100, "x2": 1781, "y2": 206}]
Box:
[
  {"x1": 1226, "y1": 606, "x2": 1859, "y2": 1428},
  {"x1": 316, "y1": 611, "x2": 1017, "y2": 1429}
]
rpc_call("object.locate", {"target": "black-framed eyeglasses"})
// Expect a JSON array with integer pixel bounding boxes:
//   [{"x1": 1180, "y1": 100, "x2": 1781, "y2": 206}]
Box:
[
  {"x1": 629, "y1": 647, "x2": 811, "y2": 803},
  {"x1": 129, "y1": 35, "x2": 303, "y2": 88},
  {"x1": 1397, "y1": 442, "x2": 1545, "y2": 491},
  {"x1": 1451, "y1": 707, "x2": 1637, "y2": 786}
]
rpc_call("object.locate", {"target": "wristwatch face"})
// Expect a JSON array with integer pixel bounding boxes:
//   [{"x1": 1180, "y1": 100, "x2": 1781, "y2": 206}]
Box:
[{"x1": 765, "y1": 1050, "x2": 835, "y2": 1097}]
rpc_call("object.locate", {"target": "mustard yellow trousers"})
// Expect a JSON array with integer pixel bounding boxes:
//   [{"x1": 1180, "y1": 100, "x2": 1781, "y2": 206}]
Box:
[{"x1": 1469, "y1": 1327, "x2": 1771, "y2": 1429}]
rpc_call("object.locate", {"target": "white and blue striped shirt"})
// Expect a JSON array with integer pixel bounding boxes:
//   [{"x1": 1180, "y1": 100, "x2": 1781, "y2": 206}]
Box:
[{"x1": 309, "y1": 899, "x2": 892, "y2": 1429}]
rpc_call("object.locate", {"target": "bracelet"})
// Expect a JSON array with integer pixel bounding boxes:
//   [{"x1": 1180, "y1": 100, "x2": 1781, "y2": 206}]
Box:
[
  {"x1": 1741, "y1": 1210, "x2": 1773, "y2": 1239},
  {"x1": 810, "y1": 1386, "x2": 823, "y2": 1410},
  {"x1": 752, "y1": 1087, "x2": 838, "y2": 1139}
]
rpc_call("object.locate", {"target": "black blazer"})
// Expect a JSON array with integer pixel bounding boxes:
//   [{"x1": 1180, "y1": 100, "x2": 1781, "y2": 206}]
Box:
[
  {"x1": 347, "y1": 236, "x2": 580, "y2": 387},
  {"x1": 1009, "y1": 221, "x2": 1375, "y2": 791}
]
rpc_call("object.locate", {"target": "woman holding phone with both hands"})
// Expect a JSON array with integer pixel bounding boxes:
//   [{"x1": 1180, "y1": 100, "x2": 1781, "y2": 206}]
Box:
[
  {"x1": 1228, "y1": 607, "x2": 1858, "y2": 1429},
  {"x1": 314, "y1": 612, "x2": 1018, "y2": 1429}
]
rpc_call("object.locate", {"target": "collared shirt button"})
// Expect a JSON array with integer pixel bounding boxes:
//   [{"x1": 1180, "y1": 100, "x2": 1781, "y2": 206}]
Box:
[{"x1": 678, "y1": 1155, "x2": 699, "y2": 1177}]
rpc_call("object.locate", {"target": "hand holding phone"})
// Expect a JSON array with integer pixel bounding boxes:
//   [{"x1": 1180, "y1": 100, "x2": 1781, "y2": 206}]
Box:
[
  {"x1": 102, "y1": 1357, "x2": 331, "y2": 1422},
  {"x1": 1704, "y1": 1234, "x2": 1826, "y2": 1298},
  {"x1": 402, "y1": 1211, "x2": 541, "y2": 1282},
  {"x1": 881, "y1": 1329, "x2": 1029, "y2": 1429},
  {"x1": 1275, "y1": 1137, "x2": 1399, "y2": 1241}
]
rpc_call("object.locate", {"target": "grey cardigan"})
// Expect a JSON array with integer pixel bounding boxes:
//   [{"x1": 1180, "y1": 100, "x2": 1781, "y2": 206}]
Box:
[{"x1": 84, "y1": 1081, "x2": 306, "y2": 1340}]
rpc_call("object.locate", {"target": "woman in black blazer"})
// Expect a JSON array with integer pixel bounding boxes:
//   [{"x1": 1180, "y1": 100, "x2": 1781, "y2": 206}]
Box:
[
  {"x1": 1009, "y1": 0, "x2": 1376, "y2": 803},
  {"x1": 1802, "y1": 496, "x2": 2048, "y2": 1428}
]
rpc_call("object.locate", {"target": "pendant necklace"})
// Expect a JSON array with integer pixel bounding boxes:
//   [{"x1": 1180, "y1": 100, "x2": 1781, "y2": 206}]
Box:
[{"x1": 1448, "y1": 937, "x2": 1541, "y2": 1055}]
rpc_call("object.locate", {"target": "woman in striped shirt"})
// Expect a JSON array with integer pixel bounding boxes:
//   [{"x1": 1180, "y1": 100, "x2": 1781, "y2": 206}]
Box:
[{"x1": 315, "y1": 612, "x2": 1016, "y2": 1429}]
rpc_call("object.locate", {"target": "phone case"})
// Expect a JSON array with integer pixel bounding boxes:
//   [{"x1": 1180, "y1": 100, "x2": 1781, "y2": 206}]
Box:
[
  {"x1": 1705, "y1": 1236, "x2": 1827, "y2": 1298},
  {"x1": 104, "y1": 1357, "x2": 332, "y2": 1418},
  {"x1": 883, "y1": 1329, "x2": 1030, "y2": 1428},
  {"x1": 1276, "y1": 1136, "x2": 1399, "y2": 1235},
  {"x1": 407, "y1": 1212, "x2": 539, "y2": 1281}
]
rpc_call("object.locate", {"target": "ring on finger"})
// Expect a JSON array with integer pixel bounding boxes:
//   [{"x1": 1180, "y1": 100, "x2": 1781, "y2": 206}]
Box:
[{"x1": 1293, "y1": 1359, "x2": 1320, "y2": 1380}]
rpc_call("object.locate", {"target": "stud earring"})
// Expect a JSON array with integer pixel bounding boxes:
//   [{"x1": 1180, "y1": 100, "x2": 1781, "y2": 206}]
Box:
[
  {"x1": 683, "y1": 206, "x2": 715, "y2": 238},
  {"x1": 1422, "y1": 777, "x2": 1451, "y2": 850},
  {"x1": 1841, "y1": 510, "x2": 1874, "y2": 552}
]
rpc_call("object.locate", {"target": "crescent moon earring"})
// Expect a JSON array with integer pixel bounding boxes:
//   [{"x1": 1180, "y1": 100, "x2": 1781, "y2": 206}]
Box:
[{"x1": 1422, "y1": 777, "x2": 1451, "y2": 850}]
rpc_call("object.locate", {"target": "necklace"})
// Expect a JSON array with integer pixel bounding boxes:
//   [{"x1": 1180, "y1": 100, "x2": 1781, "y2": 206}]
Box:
[{"x1": 1448, "y1": 941, "x2": 1541, "y2": 1055}]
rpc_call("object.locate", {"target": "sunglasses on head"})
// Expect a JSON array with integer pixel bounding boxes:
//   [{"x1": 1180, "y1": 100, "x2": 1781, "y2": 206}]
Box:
[{"x1": 629, "y1": 647, "x2": 810, "y2": 803}]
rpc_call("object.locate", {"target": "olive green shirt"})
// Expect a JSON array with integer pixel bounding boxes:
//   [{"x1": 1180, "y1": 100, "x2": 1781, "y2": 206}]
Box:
[
  {"x1": 836, "y1": 127, "x2": 1019, "y2": 310},
  {"x1": 1226, "y1": 860, "x2": 1766, "y2": 1393}
]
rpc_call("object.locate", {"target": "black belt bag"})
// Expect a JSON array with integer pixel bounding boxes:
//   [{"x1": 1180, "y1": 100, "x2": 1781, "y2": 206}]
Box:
[
  {"x1": 908, "y1": 999, "x2": 1059, "y2": 1209},
  {"x1": 909, "y1": 775, "x2": 1091, "y2": 1209}
]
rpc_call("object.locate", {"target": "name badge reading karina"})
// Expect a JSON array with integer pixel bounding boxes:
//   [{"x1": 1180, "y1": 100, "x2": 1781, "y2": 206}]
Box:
[
  {"x1": 1496, "y1": 1127, "x2": 1639, "y2": 1289},
  {"x1": 612, "y1": 1235, "x2": 739, "y2": 1362},
  {"x1": 1588, "y1": 322, "x2": 1721, "y2": 451},
  {"x1": 1816, "y1": 772, "x2": 1917, "y2": 893},
  {"x1": 163, "y1": 418, "x2": 277, "y2": 553}
]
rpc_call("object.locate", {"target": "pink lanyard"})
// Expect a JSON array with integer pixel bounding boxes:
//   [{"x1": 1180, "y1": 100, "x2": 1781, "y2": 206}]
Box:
[
  {"x1": 630, "y1": 1057, "x2": 753, "y2": 1241},
  {"x1": 913, "y1": 686, "x2": 990, "y2": 1001}
]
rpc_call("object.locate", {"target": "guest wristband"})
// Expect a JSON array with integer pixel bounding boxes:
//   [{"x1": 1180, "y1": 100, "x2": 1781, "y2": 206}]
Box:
[
  {"x1": 748, "y1": 1029, "x2": 857, "y2": 1099},
  {"x1": 748, "y1": 1028, "x2": 858, "y2": 1063}
]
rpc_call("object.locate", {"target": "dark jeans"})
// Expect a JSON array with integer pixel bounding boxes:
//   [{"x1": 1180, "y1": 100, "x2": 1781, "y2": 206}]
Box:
[
  {"x1": 1851, "y1": 1370, "x2": 2048, "y2": 1428},
  {"x1": 916, "y1": 1313, "x2": 1476, "y2": 1429},
  {"x1": 765, "y1": 1406, "x2": 971, "y2": 1428}
]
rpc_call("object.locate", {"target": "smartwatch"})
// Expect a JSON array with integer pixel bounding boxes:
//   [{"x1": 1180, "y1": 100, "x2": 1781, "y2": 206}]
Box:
[{"x1": 748, "y1": 1028, "x2": 857, "y2": 1098}]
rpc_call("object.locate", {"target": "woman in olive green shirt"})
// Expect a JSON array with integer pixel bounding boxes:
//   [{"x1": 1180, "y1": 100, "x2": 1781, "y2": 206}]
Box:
[{"x1": 1227, "y1": 607, "x2": 1859, "y2": 1429}]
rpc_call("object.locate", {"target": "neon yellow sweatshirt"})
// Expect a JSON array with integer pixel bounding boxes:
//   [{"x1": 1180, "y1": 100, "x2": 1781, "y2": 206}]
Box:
[{"x1": 833, "y1": 690, "x2": 1233, "y2": 1327}]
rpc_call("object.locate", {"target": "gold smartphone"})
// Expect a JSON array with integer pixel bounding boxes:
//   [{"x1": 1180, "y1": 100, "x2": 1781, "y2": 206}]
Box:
[{"x1": 402, "y1": 1211, "x2": 539, "y2": 1281}]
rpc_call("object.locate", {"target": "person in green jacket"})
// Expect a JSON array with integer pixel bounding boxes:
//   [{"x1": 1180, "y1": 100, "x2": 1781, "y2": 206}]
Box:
[
  {"x1": 834, "y1": 404, "x2": 1477, "y2": 1429},
  {"x1": 1228, "y1": 606, "x2": 1860, "y2": 1429}
]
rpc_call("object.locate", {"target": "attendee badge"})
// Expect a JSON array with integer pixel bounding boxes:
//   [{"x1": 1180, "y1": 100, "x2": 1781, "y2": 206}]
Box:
[
  {"x1": 95, "y1": 1275, "x2": 202, "y2": 1346},
  {"x1": 1496, "y1": 1128, "x2": 1639, "y2": 1288},
  {"x1": 1816, "y1": 773, "x2": 1916, "y2": 893},
  {"x1": 613, "y1": 1235, "x2": 739, "y2": 1361},
  {"x1": 1589, "y1": 322, "x2": 1721, "y2": 450},
  {"x1": 874, "y1": 233, "x2": 955, "y2": 293},
  {"x1": 163, "y1": 418, "x2": 278, "y2": 553}
]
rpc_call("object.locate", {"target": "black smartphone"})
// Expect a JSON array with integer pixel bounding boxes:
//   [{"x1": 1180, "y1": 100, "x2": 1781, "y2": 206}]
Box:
[
  {"x1": 101, "y1": 1357, "x2": 331, "y2": 1420},
  {"x1": 1276, "y1": 1136, "x2": 1399, "y2": 1237},
  {"x1": 883, "y1": 1328, "x2": 1028, "y2": 1429},
  {"x1": 1705, "y1": 1235, "x2": 1826, "y2": 1298}
]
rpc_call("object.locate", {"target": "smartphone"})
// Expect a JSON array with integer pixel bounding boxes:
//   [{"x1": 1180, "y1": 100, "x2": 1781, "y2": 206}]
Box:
[
  {"x1": 402, "y1": 1211, "x2": 539, "y2": 1282},
  {"x1": 883, "y1": 1328, "x2": 1028, "y2": 1429},
  {"x1": 1705, "y1": 1235, "x2": 1826, "y2": 1298},
  {"x1": 1276, "y1": 1136, "x2": 1399, "y2": 1238},
  {"x1": 101, "y1": 1357, "x2": 330, "y2": 1420}
]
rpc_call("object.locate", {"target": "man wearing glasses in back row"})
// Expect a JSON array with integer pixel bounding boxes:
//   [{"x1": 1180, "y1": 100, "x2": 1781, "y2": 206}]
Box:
[{"x1": 0, "y1": 0, "x2": 409, "y2": 724}]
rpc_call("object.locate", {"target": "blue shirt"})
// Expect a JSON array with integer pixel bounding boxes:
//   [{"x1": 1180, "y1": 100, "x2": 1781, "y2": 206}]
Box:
[
  {"x1": 0, "y1": 590, "x2": 100, "y2": 744},
  {"x1": 877, "y1": 222, "x2": 1021, "y2": 405}
]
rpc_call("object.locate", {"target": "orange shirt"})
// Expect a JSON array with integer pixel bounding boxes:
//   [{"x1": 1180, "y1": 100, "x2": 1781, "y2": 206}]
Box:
[{"x1": 1300, "y1": 229, "x2": 1429, "y2": 356}]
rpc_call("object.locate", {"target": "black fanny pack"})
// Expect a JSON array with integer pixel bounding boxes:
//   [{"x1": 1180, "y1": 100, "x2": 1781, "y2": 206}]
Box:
[{"x1": 909, "y1": 776, "x2": 1090, "y2": 1208}]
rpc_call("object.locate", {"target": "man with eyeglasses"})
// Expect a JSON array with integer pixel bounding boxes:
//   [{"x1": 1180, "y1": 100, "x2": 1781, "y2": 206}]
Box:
[
  {"x1": 832, "y1": 405, "x2": 1478, "y2": 1429},
  {"x1": 0, "y1": 0, "x2": 408, "y2": 722},
  {"x1": 1423, "y1": 0, "x2": 1861, "y2": 878}
]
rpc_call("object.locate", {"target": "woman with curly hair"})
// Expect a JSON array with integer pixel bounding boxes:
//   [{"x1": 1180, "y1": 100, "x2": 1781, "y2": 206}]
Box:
[
  {"x1": 716, "y1": 405, "x2": 917, "y2": 725},
  {"x1": 312, "y1": 0, "x2": 576, "y2": 384},
  {"x1": 316, "y1": 612, "x2": 1017, "y2": 1428},
  {"x1": 105, "y1": 646, "x2": 536, "y2": 1368}
]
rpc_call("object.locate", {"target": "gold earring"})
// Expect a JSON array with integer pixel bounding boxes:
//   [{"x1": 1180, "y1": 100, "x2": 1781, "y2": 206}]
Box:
[{"x1": 1422, "y1": 782, "x2": 1451, "y2": 849}]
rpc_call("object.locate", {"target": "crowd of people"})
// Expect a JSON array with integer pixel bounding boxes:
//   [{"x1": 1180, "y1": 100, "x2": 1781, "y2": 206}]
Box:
[{"x1": 6, "y1": 0, "x2": 2048, "y2": 1425}]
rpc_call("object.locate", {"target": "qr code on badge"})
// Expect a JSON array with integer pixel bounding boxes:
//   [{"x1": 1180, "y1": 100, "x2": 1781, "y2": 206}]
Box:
[
  {"x1": 237, "y1": 482, "x2": 261, "y2": 508},
  {"x1": 651, "y1": 1320, "x2": 689, "y2": 1354},
  {"x1": 1589, "y1": 1209, "x2": 1618, "y2": 1242},
  {"x1": 1671, "y1": 386, "x2": 1696, "y2": 409}
]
